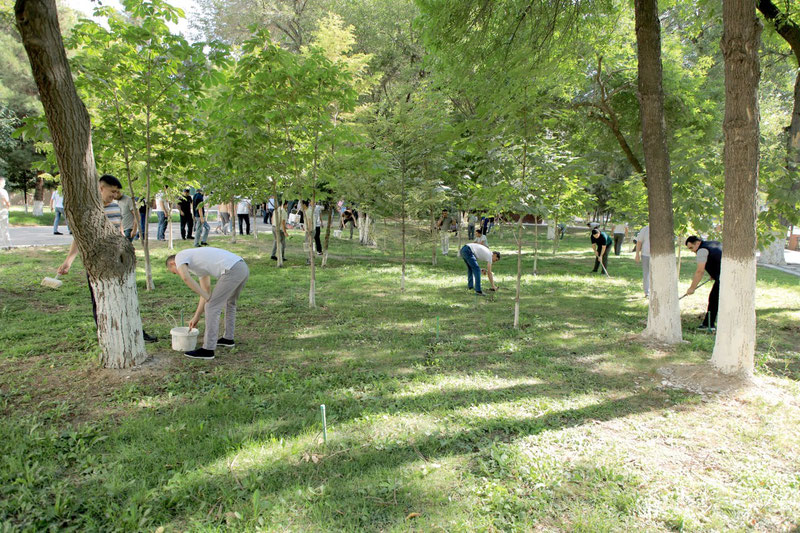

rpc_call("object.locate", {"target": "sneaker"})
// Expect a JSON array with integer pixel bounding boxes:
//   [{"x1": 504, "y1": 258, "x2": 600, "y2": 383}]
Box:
[
  {"x1": 201, "y1": 242, "x2": 209, "y2": 246},
  {"x1": 475, "y1": 291, "x2": 486, "y2": 296},
  {"x1": 217, "y1": 338, "x2": 235, "y2": 347},
  {"x1": 54, "y1": 231, "x2": 63, "y2": 235},
  {"x1": 317, "y1": 251, "x2": 323, "y2": 256},
  {"x1": 271, "y1": 256, "x2": 278, "y2": 261},
  {"x1": 185, "y1": 348, "x2": 215, "y2": 360},
  {"x1": 142, "y1": 330, "x2": 158, "y2": 343}
]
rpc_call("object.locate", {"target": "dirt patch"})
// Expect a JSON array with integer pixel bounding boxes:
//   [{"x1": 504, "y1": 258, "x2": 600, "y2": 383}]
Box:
[{"x1": 657, "y1": 363, "x2": 754, "y2": 395}]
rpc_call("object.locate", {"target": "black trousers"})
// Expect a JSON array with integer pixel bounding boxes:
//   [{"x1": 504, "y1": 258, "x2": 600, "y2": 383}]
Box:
[
  {"x1": 314, "y1": 227, "x2": 322, "y2": 252},
  {"x1": 702, "y1": 279, "x2": 720, "y2": 328},
  {"x1": 593, "y1": 245, "x2": 611, "y2": 273},
  {"x1": 180, "y1": 214, "x2": 193, "y2": 239},
  {"x1": 613, "y1": 233, "x2": 624, "y2": 255},
  {"x1": 238, "y1": 214, "x2": 250, "y2": 235}
]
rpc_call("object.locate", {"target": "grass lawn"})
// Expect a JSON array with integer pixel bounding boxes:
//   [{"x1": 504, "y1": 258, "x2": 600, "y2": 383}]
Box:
[{"x1": 1, "y1": 225, "x2": 799, "y2": 531}]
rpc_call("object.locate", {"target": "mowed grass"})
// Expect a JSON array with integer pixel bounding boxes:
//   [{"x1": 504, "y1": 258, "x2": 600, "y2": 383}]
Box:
[{"x1": 1, "y1": 224, "x2": 799, "y2": 532}]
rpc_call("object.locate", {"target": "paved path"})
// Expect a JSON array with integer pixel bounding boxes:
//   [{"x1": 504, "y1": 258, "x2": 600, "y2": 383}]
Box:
[{"x1": 6, "y1": 218, "x2": 272, "y2": 248}]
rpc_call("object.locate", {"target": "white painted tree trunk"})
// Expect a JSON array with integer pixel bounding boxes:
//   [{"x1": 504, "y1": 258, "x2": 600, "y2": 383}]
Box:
[
  {"x1": 92, "y1": 271, "x2": 148, "y2": 368},
  {"x1": 758, "y1": 232, "x2": 786, "y2": 265},
  {"x1": 514, "y1": 216, "x2": 523, "y2": 329},
  {"x1": 711, "y1": 258, "x2": 756, "y2": 375},
  {"x1": 643, "y1": 253, "x2": 683, "y2": 343},
  {"x1": 168, "y1": 212, "x2": 173, "y2": 250},
  {"x1": 547, "y1": 220, "x2": 555, "y2": 240},
  {"x1": 33, "y1": 200, "x2": 44, "y2": 216}
]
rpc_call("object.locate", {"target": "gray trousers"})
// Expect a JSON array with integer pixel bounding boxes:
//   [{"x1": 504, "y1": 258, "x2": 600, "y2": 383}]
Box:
[
  {"x1": 642, "y1": 255, "x2": 650, "y2": 296},
  {"x1": 271, "y1": 230, "x2": 286, "y2": 258},
  {"x1": 204, "y1": 261, "x2": 249, "y2": 350}
]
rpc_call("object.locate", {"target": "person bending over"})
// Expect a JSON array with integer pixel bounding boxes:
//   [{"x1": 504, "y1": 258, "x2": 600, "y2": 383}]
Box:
[
  {"x1": 460, "y1": 242, "x2": 500, "y2": 295},
  {"x1": 685, "y1": 235, "x2": 722, "y2": 332}
]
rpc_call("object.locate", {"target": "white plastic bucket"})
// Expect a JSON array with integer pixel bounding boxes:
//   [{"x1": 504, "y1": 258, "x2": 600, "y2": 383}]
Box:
[
  {"x1": 170, "y1": 327, "x2": 199, "y2": 351},
  {"x1": 333, "y1": 229, "x2": 342, "y2": 238}
]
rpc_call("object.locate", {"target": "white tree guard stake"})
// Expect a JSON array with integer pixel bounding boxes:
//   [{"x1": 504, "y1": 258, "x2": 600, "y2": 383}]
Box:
[
  {"x1": 644, "y1": 254, "x2": 682, "y2": 343},
  {"x1": 711, "y1": 258, "x2": 756, "y2": 375},
  {"x1": 92, "y1": 270, "x2": 147, "y2": 368},
  {"x1": 320, "y1": 404, "x2": 328, "y2": 444}
]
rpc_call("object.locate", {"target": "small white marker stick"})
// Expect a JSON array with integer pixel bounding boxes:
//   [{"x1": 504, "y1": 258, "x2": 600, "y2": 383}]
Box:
[{"x1": 320, "y1": 404, "x2": 327, "y2": 444}]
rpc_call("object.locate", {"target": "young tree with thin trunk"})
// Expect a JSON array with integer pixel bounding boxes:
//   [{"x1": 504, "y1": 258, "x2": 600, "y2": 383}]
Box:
[
  {"x1": 711, "y1": 0, "x2": 762, "y2": 375},
  {"x1": 634, "y1": 0, "x2": 682, "y2": 344},
  {"x1": 15, "y1": 0, "x2": 146, "y2": 368}
]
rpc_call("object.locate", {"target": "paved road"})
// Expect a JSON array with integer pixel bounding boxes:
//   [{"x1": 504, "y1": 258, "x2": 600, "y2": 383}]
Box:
[{"x1": 6, "y1": 218, "x2": 272, "y2": 248}]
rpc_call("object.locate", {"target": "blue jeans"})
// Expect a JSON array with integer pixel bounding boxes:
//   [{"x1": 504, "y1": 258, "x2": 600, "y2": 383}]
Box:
[
  {"x1": 194, "y1": 220, "x2": 210, "y2": 246},
  {"x1": 460, "y1": 245, "x2": 482, "y2": 293},
  {"x1": 53, "y1": 207, "x2": 66, "y2": 232},
  {"x1": 137, "y1": 212, "x2": 146, "y2": 240},
  {"x1": 156, "y1": 211, "x2": 167, "y2": 240},
  {"x1": 124, "y1": 228, "x2": 134, "y2": 242}
]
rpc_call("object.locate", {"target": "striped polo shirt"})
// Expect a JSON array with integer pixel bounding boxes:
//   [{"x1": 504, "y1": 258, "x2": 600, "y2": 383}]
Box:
[{"x1": 104, "y1": 202, "x2": 122, "y2": 231}]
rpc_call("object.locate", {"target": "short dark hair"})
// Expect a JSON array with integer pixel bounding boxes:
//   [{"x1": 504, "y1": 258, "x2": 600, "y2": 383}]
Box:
[
  {"x1": 591, "y1": 228, "x2": 600, "y2": 236},
  {"x1": 165, "y1": 255, "x2": 176, "y2": 267},
  {"x1": 493, "y1": 251, "x2": 501, "y2": 260},
  {"x1": 99, "y1": 174, "x2": 122, "y2": 189},
  {"x1": 685, "y1": 235, "x2": 701, "y2": 245}
]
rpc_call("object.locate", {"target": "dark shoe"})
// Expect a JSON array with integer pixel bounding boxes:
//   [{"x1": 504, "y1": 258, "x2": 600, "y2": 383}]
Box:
[
  {"x1": 201, "y1": 242, "x2": 209, "y2": 246},
  {"x1": 317, "y1": 251, "x2": 323, "y2": 256},
  {"x1": 185, "y1": 348, "x2": 215, "y2": 360},
  {"x1": 217, "y1": 338, "x2": 235, "y2": 347},
  {"x1": 475, "y1": 291, "x2": 486, "y2": 296},
  {"x1": 142, "y1": 330, "x2": 158, "y2": 343},
  {"x1": 271, "y1": 256, "x2": 278, "y2": 261},
  {"x1": 54, "y1": 231, "x2": 63, "y2": 235}
]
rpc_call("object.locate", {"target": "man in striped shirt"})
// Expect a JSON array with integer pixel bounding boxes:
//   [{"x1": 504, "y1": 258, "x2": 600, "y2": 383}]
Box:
[{"x1": 57, "y1": 174, "x2": 156, "y2": 342}]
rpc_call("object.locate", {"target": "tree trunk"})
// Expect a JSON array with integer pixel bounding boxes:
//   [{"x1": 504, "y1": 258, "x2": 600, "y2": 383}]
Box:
[
  {"x1": 514, "y1": 215, "x2": 523, "y2": 329},
  {"x1": 533, "y1": 221, "x2": 539, "y2": 275},
  {"x1": 552, "y1": 216, "x2": 560, "y2": 255},
  {"x1": 401, "y1": 172, "x2": 407, "y2": 291},
  {"x1": 635, "y1": 0, "x2": 683, "y2": 344},
  {"x1": 431, "y1": 207, "x2": 437, "y2": 266},
  {"x1": 167, "y1": 200, "x2": 173, "y2": 250},
  {"x1": 758, "y1": 231, "x2": 786, "y2": 265},
  {"x1": 712, "y1": 0, "x2": 762, "y2": 375},
  {"x1": 230, "y1": 199, "x2": 237, "y2": 244},
  {"x1": 15, "y1": 0, "x2": 146, "y2": 368},
  {"x1": 307, "y1": 202, "x2": 316, "y2": 309},
  {"x1": 23, "y1": 186, "x2": 28, "y2": 213}
]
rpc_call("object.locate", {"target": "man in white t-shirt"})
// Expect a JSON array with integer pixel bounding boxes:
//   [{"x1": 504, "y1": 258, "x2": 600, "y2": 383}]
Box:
[
  {"x1": 634, "y1": 224, "x2": 650, "y2": 297},
  {"x1": 154, "y1": 188, "x2": 168, "y2": 241},
  {"x1": 612, "y1": 222, "x2": 628, "y2": 256},
  {"x1": 459, "y1": 242, "x2": 500, "y2": 295},
  {"x1": 166, "y1": 247, "x2": 249, "y2": 359},
  {"x1": 50, "y1": 187, "x2": 67, "y2": 235},
  {"x1": 236, "y1": 197, "x2": 251, "y2": 235}
]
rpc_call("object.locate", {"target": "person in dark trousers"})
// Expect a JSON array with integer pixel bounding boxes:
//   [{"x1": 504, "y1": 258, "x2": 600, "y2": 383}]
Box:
[
  {"x1": 340, "y1": 208, "x2": 357, "y2": 239},
  {"x1": 178, "y1": 188, "x2": 193, "y2": 240},
  {"x1": 685, "y1": 235, "x2": 722, "y2": 331},
  {"x1": 590, "y1": 228, "x2": 612, "y2": 274},
  {"x1": 459, "y1": 242, "x2": 500, "y2": 295}
]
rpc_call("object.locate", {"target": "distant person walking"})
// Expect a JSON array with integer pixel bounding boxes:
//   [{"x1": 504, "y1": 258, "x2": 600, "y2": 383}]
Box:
[
  {"x1": 115, "y1": 189, "x2": 139, "y2": 243},
  {"x1": 459, "y1": 242, "x2": 500, "y2": 295},
  {"x1": 437, "y1": 208, "x2": 455, "y2": 256},
  {"x1": 193, "y1": 188, "x2": 209, "y2": 247},
  {"x1": 178, "y1": 189, "x2": 194, "y2": 240},
  {"x1": 612, "y1": 222, "x2": 628, "y2": 255},
  {"x1": 50, "y1": 186, "x2": 67, "y2": 235},
  {"x1": 0, "y1": 177, "x2": 11, "y2": 249},
  {"x1": 271, "y1": 199, "x2": 288, "y2": 261},
  {"x1": 217, "y1": 201, "x2": 231, "y2": 235},
  {"x1": 468, "y1": 212, "x2": 477, "y2": 240},
  {"x1": 154, "y1": 187, "x2": 168, "y2": 241},
  {"x1": 634, "y1": 224, "x2": 650, "y2": 297},
  {"x1": 166, "y1": 247, "x2": 249, "y2": 360},
  {"x1": 590, "y1": 228, "x2": 612, "y2": 274},
  {"x1": 685, "y1": 236, "x2": 722, "y2": 331},
  {"x1": 236, "y1": 197, "x2": 251, "y2": 235}
]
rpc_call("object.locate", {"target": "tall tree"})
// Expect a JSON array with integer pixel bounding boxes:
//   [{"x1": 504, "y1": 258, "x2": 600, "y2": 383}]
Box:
[
  {"x1": 634, "y1": 0, "x2": 682, "y2": 343},
  {"x1": 14, "y1": 0, "x2": 146, "y2": 368},
  {"x1": 711, "y1": 0, "x2": 762, "y2": 375}
]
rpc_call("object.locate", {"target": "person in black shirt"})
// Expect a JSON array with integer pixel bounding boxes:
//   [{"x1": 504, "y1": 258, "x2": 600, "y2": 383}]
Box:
[
  {"x1": 178, "y1": 188, "x2": 194, "y2": 240},
  {"x1": 685, "y1": 235, "x2": 723, "y2": 331},
  {"x1": 590, "y1": 228, "x2": 612, "y2": 274}
]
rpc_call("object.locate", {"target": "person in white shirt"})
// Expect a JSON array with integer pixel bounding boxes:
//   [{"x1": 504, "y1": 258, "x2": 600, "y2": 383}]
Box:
[
  {"x1": 459, "y1": 242, "x2": 500, "y2": 295},
  {"x1": 0, "y1": 177, "x2": 11, "y2": 249},
  {"x1": 50, "y1": 186, "x2": 68, "y2": 235},
  {"x1": 166, "y1": 247, "x2": 249, "y2": 359},
  {"x1": 612, "y1": 221, "x2": 628, "y2": 256},
  {"x1": 634, "y1": 224, "x2": 650, "y2": 297},
  {"x1": 236, "y1": 197, "x2": 251, "y2": 235},
  {"x1": 154, "y1": 187, "x2": 168, "y2": 241},
  {"x1": 474, "y1": 228, "x2": 488, "y2": 247}
]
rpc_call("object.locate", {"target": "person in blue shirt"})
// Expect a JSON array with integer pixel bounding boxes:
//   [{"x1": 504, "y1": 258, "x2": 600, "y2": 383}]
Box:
[{"x1": 590, "y1": 228, "x2": 612, "y2": 274}]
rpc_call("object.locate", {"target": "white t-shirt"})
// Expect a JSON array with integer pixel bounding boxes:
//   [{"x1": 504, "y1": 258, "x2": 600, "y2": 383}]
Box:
[
  {"x1": 154, "y1": 192, "x2": 166, "y2": 213},
  {"x1": 52, "y1": 190, "x2": 64, "y2": 209},
  {"x1": 174, "y1": 247, "x2": 243, "y2": 278},
  {"x1": 613, "y1": 223, "x2": 627, "y2": 234},
  {"x1": 314, "y1": 204, "x2": 322, "y2": 227},
  {"x1": 236, "y1": 198, "x2": 251, "y2": 215},
  {"x1": 466, "y1": 242, "x2": 493, "y2": 262},
  {"x1": 637, "y1": 225, "x2": 650, "y2": 257},
  {"x1": 0, "y1": 188, "x2": 9, "y2": 212},
  {"x1": 474, "y1": 234, "x2": 488, "y2": 247}
]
